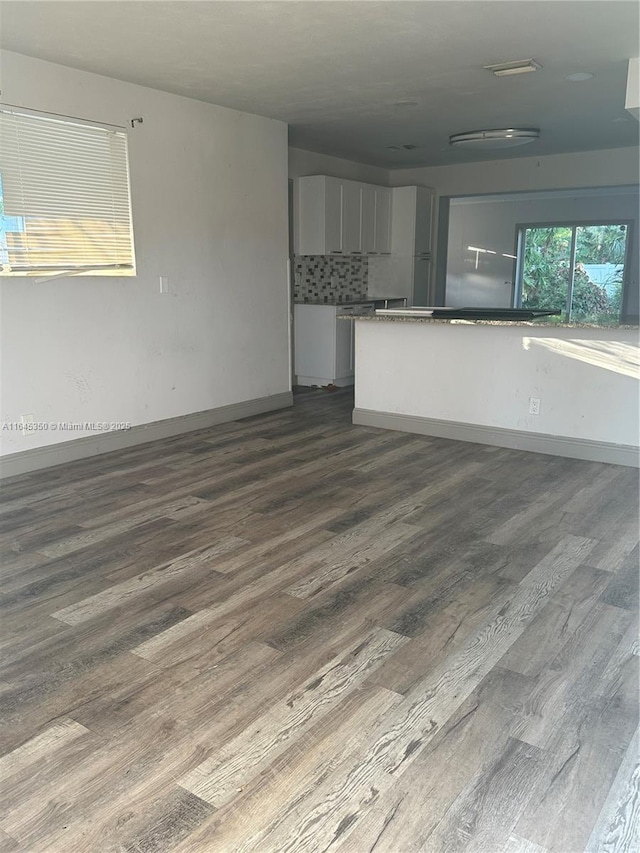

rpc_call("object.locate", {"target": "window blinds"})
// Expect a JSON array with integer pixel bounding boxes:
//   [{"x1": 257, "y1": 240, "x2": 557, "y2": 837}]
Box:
[{"x1": 0, "y1": 108, "x2": 135, "y2": 275}]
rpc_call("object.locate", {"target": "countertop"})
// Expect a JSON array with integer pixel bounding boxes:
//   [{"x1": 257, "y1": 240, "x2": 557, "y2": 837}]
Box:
[{"x1": 339, "y1": 313, "x2": 639, "y2": 330}]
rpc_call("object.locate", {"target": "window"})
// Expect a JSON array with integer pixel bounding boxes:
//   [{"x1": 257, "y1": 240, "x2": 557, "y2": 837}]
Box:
[
  {"x1": 0, "y1": 108, "x2": 135, "y2": 277},
  {"x1": 515, "y1": 223, "x2": 629, "y2": 324}
]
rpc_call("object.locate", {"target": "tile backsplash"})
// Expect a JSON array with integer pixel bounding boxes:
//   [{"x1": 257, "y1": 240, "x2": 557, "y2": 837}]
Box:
[{"x1": 294, "y1": 255, "x2": 368, "y2": 303}]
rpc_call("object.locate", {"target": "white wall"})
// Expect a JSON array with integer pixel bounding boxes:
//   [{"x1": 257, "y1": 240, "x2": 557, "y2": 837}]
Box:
[
  {"x1": 446, "y1": 188, "x2": 640, "y2": 316},
  {"x1": 289, "y1": 146, "x2": 390, "y2": 185},
  {"x1": 355, "y1": 320, "x2": 640, "y2": 449},
  {"x1": 0, "y1": 51, "x2": 290, "y2": 456},
  {"x1": 391, "y1": 147, "x2": 640, "y2": 309},
  {"x1": 390, "y1": 147, "x2": 640, "y2": 196}
]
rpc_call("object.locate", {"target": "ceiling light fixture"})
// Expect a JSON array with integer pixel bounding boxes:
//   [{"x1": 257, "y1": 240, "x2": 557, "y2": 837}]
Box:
[
  {"x1": 450, "y1": 128, "x2": 540, "y2": 149},
  {"x1": 566, "y1": 72, "x2": 594, "y2": 82},
  {"x1": 484, "y1": 59, "x2": 542, "y2": 77}
]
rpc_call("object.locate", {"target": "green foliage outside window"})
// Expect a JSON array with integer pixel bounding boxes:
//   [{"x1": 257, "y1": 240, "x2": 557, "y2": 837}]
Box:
[{"x1": 521, "y1": 224, "x2": 627, "y2": 323}]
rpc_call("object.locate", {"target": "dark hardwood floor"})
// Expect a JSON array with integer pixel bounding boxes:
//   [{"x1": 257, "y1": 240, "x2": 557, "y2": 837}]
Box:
[{"x1": 1, "y1": 389, "x2": 638, "y2": 853}]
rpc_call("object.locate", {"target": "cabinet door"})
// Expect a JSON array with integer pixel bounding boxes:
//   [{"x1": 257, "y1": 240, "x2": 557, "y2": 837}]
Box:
[
  {"x1": 412, "y1": 256, "x2": 431, "y2": 306},
  {"x1": 334, "y1": 312, "x2": 354, "y2": 379},
  {"x1": 414, "y1": 186, "x2": 434, "y2": 256},
  {"x1": 294, "y1": 176, "x2": 324, "y2": 255},
  {"x1": 294, "y1": 305, "x2": 337, "y2": 382},
  {"x1": 324, "y1": 177, "x2": 343, "y2": 254},
  {"x1": 360, "y1": 184, "x2": 376, "y2": 254},
  {"x1": 374, "y1": 188, "x2": 392, "y2": 253},
  {"x1": 341, "y1": 181, "x2": 362, "y2": 254}
]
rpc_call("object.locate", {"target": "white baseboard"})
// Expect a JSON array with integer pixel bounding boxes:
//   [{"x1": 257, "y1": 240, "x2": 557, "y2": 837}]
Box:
[
  {"x1": 295, "y1": 375, "x2": 354, "y2": 388},
  {"x1": 0, "y1": 392, "x2": 293, "y2": 479},
  {"x1": 353, "y1": 407, "x2": 639, "y2": 468}
]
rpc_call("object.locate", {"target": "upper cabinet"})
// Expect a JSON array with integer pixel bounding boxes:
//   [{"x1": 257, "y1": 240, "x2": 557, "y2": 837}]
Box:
[
  {"x1": 360, "y1": 184, "x2": 376, "y2": 254},
  {"x1": 390, "y1": 185, "x2": 435, "y2": 257},
  {"x1": 294, "y1": 175, "x2": 393, "y2": 255},
  {"x1": 295, "y1": 175, "x2": 341, "y2": 255},
  {"x1": 341, "y1": 180, "x2": 362, "y2": 254},
  {"x1": 374, "y1": 187, "x2": 392, "y2": 254}
]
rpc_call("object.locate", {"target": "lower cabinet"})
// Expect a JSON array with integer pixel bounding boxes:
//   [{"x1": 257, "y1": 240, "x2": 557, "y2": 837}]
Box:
[{"x1": 294, "y1": 304, "x2": 361, "y2": 387}]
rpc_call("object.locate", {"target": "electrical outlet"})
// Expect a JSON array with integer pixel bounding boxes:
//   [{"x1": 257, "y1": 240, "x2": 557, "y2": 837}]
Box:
[
  {"x1": 529, "y1": 397, "x2": 541, "y2": 415},
  {"x1": 159, "y1": 276, "x2": 169, "y2": 294},
  {"x1": 20, "y1": 414, "x2": 35, "y2": 435}
]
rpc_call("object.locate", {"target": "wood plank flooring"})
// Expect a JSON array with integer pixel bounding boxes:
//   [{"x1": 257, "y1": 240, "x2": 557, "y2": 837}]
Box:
[{"x1": 1, "y1": 388, "x2": 638, "y2": 853}]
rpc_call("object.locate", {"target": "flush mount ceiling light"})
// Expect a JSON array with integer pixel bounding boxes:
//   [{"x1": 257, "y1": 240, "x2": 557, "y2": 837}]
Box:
[
  {"x1": 449, "y1": 128, "x2": 540, "y2": 149},
  {"x1": 566, "y1": 72, "x2": 594, "y2": 81},
  {"x1": 484, "y1": 59, "x2": 542, "y2": 77}
]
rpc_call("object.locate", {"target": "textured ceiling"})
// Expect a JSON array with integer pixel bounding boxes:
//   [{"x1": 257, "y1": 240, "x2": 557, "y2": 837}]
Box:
[{"x1": 1, "y1": 1, "x2": 638, "y2": 167}]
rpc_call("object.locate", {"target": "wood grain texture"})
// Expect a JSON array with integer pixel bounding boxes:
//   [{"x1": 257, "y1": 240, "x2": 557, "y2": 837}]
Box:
[
  {"x1": 178, "y1": 627, "x2": 407, "y2": 806},
  {"x1": 502, "y1": 836, "x2": 551, "y2": 853},
  {"x1": 585, "y1": 726, "x2": 640, "y2": 853},
  {"x1": 1, "y1": 388, "x2": 637, "y2": 852}
]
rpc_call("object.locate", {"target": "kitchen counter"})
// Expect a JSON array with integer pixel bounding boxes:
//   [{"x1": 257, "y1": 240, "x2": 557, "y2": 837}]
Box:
[
  {"x1": 350, "y1": 315, "x2": 639, "y2": 467},
  {"x1": 338, "y1": 308, "x2": 638, "y2": 329}
]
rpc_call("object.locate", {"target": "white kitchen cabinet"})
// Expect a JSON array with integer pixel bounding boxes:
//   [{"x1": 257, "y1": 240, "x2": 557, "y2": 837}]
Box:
[
  {"x1": 357, "y1": 185, "x2": 391, "y2": 254},
  {"x1": 412, "y1": 255, "x2": 431, "y2": 305},
  {"x1": 294, "y1": 305, "x2": 351, "y2": 386},
  {"x1": 374, "y1": 187, "x2": 392, "y2": 254},
  {"x1": 294, "y1": 175, "x2": 342, "y2": 255},
  {"x1": 334, "y1": 308, "x2": 355, "y2": 378},
  {"x1": 360, "y1": 184, "x2": 376, "y2": 254},
  {"x1": 294, "y1": 175, "x2": 392, "y2": 256},
  {"x1": 414, "y1": 186, "x2": 434, "y2": 256},
  {"x1": 387, "y1": 184, "x2": 435, "y2": 305},
  {"x1": 294, "y1": 303, "x2": 373, "y2": 386},
  {"x1": 341, "y1": 180, "x2": 362, "y2": 254},
  {"x1": 391, "y1": 185, "x2": 435, "y2": 257}
]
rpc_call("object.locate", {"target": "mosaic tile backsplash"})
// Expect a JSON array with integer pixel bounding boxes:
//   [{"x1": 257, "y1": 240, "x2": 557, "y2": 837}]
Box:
[{"x1": 294, "y1": 255, "x2": 368, "y2": 303}]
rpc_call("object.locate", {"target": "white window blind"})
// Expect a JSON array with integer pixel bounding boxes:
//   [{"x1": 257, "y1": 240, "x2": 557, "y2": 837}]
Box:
[{"x1": 0, "y1": 108, "x2": 135, "y2": 276}]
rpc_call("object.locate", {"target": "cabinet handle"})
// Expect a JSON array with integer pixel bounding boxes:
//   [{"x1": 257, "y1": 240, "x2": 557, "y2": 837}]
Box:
[{"x1": 330, "y1": 250, "x2": 343, "y2": 254}]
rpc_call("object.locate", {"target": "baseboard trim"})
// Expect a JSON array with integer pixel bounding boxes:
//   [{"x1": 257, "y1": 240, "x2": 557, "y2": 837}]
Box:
[
  {"x1": 296, "y1": 375, "x2": 354, "y2": 388},
  {"x1": 0, "y1": 392, "x2": 293, "y2": 479},
  {"x1": 352, "y1": 408, "x2": 639, "y2": 468}
]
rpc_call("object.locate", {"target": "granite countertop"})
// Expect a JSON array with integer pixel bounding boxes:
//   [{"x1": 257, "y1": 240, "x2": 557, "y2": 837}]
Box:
[{"x1": 339, "y1": 313, "x2": 639, "y2": 330}]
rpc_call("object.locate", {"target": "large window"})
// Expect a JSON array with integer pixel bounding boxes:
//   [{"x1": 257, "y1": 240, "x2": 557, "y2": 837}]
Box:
[
  {"x1": 0, "y1": 108, "x2": 135, "y2": 277},
  {"x1": 515, "y1": 223, "x2": 629, "y2": 324}
]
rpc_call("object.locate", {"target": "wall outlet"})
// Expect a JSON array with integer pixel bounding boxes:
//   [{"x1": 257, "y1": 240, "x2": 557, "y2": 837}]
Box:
[
  {"x1": 20, "y1": 414, "x2": 35, "y2": 435},
  {"x1": 529, "y1": 397, "x2": 541, "y2": 415},
  {"x1": 159, "y1": 276, "x2": 169, "y2": 294}
]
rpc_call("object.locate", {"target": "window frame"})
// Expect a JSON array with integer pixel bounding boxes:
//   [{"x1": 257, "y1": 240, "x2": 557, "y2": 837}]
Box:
[
  {"x1": 513, "y1": 218, "x2": 634, "y2": 323},
  {"x1": 0, "y1": 106, "x2": 136, "y2": 279}
]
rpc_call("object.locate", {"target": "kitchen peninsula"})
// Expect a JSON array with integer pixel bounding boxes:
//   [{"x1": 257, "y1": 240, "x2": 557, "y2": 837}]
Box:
[
  {"x1": 293, "y1": 298, "x2": 406, "y2": 387},
  {"x1": 348, "y1": 311, "x2": 640, "y2": 467}
]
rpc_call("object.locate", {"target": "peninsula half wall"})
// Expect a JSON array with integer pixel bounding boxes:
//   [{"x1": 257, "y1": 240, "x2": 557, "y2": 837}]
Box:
[{"x1": 351, "y1": 316, "x2": 639, "y2": 468}]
